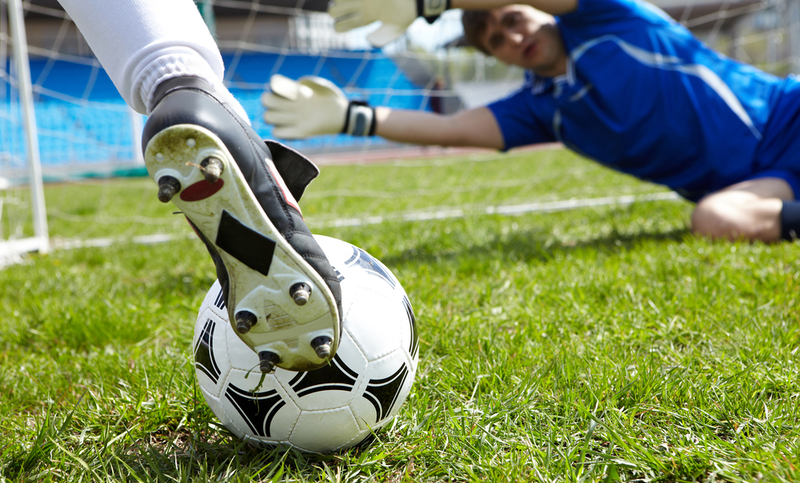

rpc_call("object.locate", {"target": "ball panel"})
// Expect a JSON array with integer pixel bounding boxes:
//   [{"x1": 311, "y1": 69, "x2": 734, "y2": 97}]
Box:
[
  {"x1": 311, "y1": 235, "x2": 358, "y2": 270},
  {"x1": 339, "y1": 241, "x2": 402, "y2": 292},
  {"x1": 200, "y1": 279, "x2": 228, "y2": 319},
  {"x1": 401, "y1": 295, "x2": 420, "y2": 359},
  {"x1": 198, "y1": 386, "x2": 225, "y2": 425},
  {"x1": 193, "y1": 308, "x2": 232, "y2": 399},
  {"x1": 290, "y1": 406, "x2": 363, "y2": 453},
  {"x1": 221, "y1": 368, "x2": 300, "y2": 442},
  {"x1": 315, "y1": 236, "x2": 360, "y2": 323},
  {"x1": 345, "y1": 289, "x2": 409, "y2": 362},
  {"x1": 350, "y1": 349, "x2": 416, "y2": 430},
  {"x1": 222, "y1": 317, "x2": 262, "y2": 372},
  {"x1": 277, "y1": 332, "x2": 366, "y2": 411}
]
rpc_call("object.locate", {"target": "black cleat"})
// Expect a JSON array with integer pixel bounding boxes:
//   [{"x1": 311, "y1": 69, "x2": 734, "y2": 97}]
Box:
[
  {"x1": 142, "y1": 77, "x2": 342, "y2": 372},
  {"x1": 290, "y1": 282, "x2": 312, "y2": 306},
  {"x1": 259, "y1": 351, "x2": 281, "y2": 373},
  {"x1": 200, "y1": 156, "x2": 224, "y2": 183},
  {"x1": 235, "y1": 310, "x2": 258, "y2": 334},
  {"x1": 157, "y1": 176, "x2": 181, "y2": 203},
  {"x1": 311, "y1": 336, "x2": 332, "y2": 360}
]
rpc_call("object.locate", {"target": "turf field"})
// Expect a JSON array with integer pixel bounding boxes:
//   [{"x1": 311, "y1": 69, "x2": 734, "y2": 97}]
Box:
[{"x1": 1, "y1": 147, "x2": 798, "y2": 482}]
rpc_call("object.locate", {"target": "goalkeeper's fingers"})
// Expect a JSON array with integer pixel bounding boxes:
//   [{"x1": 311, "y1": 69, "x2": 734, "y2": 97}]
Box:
[
  {"x1": 298, "y1": 76, "x2": 344, "y2": 98},
  {"x1": 268, "y1": 74, "x2": 315, "y2": 101},
  {"x1": 263, "y1": 109, "x2": 299, "y2": 127},
  {"x1": 260, "y1": 91, "x2": 293, "y2": 110},
  {"x1": 273, "y1": 125, "x2": 309, "y2": 139}
]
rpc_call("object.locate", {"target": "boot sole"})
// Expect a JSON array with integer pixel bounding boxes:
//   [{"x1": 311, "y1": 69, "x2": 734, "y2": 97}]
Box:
[{"x1": 144, "y1": 124, "x2": 340, "y2": 372}]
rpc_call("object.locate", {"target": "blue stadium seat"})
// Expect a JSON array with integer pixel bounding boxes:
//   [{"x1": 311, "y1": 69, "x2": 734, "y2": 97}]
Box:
[{"x1": 6, "y1": 52, "x2": 427, "y2": 169}]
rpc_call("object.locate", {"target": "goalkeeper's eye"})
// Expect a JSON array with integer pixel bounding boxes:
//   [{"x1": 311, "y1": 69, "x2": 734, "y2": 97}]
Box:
[{"x1": 488, "y1": 32, "x2": 504, "y2": 51}]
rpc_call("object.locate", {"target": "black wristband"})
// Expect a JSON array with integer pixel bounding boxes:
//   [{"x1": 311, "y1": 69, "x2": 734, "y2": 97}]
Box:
[
  {"x1": 780, "y1": 200, "x2": 800, "y2": 241},
  {"x1": 343, "y1": 101, "x2": 376, "y2": 137},
  {"x1": 416, "y1": 0, "x2": 451, "y2": 24}
]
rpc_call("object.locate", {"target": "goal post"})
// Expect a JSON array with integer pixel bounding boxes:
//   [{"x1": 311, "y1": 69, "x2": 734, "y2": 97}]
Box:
[{"x1": 1, "y1": 0, "x2": 49, "y2": 266}]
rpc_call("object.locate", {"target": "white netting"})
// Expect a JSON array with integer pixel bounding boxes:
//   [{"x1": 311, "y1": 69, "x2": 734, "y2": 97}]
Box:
[{"x1": 1, "y1": 0, "x2": 798, "y2": 253}]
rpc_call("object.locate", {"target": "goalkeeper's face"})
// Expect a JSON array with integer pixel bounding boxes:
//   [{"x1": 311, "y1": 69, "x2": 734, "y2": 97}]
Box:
[{"x1": 481, "y1": 5, "x2": 566, "y2": 77}]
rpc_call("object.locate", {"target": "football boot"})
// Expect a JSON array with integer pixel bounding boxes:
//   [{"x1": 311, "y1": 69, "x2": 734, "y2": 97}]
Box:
[{"x1": 142, "y1": 77, "x2": 342, "y2": 373}]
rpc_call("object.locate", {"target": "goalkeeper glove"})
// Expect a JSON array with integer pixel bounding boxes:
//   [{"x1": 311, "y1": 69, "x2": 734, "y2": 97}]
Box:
[
  {"x1": 261, "y1": 74, "x2": 376, "y2": 139},
  {"x1": 329, "y1": 0, "x2": 451, "y2": 47}
]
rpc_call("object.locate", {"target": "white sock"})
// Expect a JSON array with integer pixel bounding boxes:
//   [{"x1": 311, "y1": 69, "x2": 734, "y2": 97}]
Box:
[{"x1": 57, "y1": 0, "x2": 249, "y2": 122}]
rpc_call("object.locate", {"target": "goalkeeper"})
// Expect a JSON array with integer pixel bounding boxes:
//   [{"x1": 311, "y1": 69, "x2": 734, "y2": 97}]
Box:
[{"x1": 262, "y1": 0, "x2": 800, "y2": 244}]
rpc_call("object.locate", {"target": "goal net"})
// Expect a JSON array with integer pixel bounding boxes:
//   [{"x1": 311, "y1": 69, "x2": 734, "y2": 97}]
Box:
[{"x1": 1, "y1": 0, "x2": 798, "y2": 258}]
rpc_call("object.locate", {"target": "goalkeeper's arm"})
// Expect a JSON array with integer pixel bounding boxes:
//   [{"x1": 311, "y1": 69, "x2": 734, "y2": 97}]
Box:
[
  {"x1": 373, "y1": 106, "x2": 504, "y2": 149},
  {"x1": 261, "y1": 74, "x2": 504, "y2": 149}
]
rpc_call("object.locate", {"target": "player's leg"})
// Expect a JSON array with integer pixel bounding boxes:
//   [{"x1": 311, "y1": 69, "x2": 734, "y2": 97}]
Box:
[
  {"x1": 691, "y1": 177, "x2": 794, "y2": 242},
  {"x1": 56, "y1": 0, "x2": 342, "y2": 372},
  {"x1": 56, "y1": 0, "x2": 233, "y2": 115}
]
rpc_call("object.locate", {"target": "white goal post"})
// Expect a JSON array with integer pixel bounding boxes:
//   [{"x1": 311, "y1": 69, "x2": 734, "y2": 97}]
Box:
[{"x1": 1, "y1": 0, "x2": 49, "y2": 266}]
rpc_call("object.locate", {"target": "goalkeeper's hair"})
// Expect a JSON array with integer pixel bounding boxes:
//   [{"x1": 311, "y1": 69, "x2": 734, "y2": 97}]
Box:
[{"x1": 461, "y1": 10, "x2": 492, "y2": 55}]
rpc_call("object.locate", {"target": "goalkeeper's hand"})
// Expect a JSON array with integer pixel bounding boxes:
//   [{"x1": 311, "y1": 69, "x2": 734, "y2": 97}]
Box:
[
  {"x1": 329, "y1": 0, "x2": 451, "y2": 47},
  {"x1": 261, "y1": 75, "x2": 376, "y2": 139}
]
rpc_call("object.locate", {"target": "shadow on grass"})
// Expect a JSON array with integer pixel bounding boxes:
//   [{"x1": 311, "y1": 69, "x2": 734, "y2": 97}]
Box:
[
  {"x1": 381, "y1": 224, "x2": 691, "y2": 268},
  {"x1": 103, "y1": 426, "x2": 373, "y2": 481},
  {"x1": 0, "y1": 414, "x2": 365, "y2": 482}
]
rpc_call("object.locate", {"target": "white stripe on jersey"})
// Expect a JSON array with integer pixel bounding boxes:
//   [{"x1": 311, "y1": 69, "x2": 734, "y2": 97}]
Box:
[{"x1": 569, "y1": 34, "x2": 762, "y2": 140}]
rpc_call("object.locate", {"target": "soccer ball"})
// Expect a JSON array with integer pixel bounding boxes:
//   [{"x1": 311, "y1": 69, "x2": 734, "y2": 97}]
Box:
[{"x1": 192, "y1": 235, "x2": 419, "y2": 453}]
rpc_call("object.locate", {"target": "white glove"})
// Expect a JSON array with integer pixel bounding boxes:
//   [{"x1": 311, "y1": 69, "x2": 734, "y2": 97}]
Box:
[
  {"x1": 329, "y1": 0, "x2": 450, "y2": 47},
  {"x1": 261, "y1": 74, "x2": 376, "y2": 139}
]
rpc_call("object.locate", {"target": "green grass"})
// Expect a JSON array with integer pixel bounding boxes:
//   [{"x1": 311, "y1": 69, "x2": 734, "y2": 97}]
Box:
[{"x1": 1, "y1": 148, "x2": 799, "y2": 482}]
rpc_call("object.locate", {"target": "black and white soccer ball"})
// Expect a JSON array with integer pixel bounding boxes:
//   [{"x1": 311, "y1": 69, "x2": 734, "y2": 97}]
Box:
[{"x1": 192, "y1": 235, "x2": 419, "y2": 453}]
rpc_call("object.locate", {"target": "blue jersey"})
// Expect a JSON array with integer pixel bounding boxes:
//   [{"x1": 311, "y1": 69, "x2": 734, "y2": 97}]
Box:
[{"x1": 487, "y1": 0, "x2": 800, "y2": 201}]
